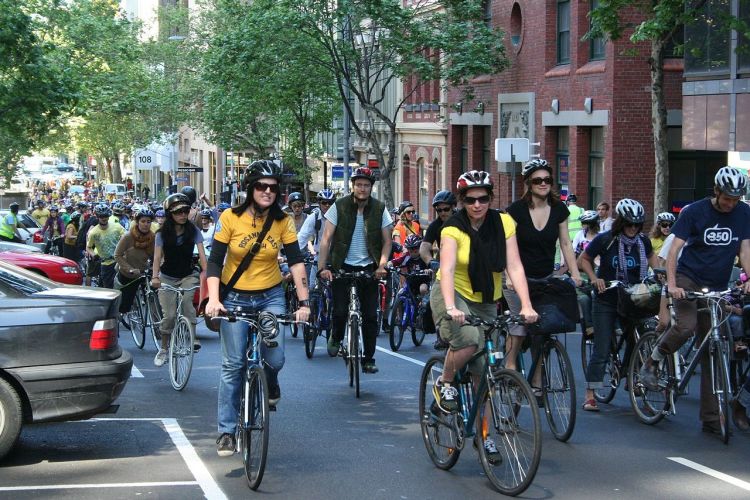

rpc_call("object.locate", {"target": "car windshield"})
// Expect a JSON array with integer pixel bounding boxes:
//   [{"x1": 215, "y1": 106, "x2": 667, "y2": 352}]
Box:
[{"x1": 0, "y1": 261, "x2": 54, "y2": 294}]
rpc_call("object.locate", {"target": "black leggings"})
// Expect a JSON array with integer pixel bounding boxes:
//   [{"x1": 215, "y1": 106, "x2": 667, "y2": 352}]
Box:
[{"x1": 118, "y1": 273, "x2": 140, "y2": 314}]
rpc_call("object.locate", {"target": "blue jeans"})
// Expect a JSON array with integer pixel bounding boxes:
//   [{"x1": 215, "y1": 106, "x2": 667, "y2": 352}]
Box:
[
  {"x1": 585, "y1": 297, "x2": 633, "y2": 389},
  {"x1": 217, "y1": 286, "x2": 285, "y2": 434}
]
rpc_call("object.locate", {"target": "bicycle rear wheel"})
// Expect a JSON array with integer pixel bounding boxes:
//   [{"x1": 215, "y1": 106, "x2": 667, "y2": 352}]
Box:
[
  {"x1": 412, "y1": 310, "x2": 426, "y2": 346},
  {"x1": 128, "y1": 289, "x2": 147, "y2": 349},
  {"x1": 628, "y1": 332, "x2": 672, "y2": 425},
  {"x1": 389, "y1": 298, "x2": 405, "y2": 351},
  {"x1": 169, "y1": 316, "x2": 194, "y2": 391},
  {"x1": 418, "y1": 356, "x2": 460, "y2": 470},
  {"x1": 713, "y1": 340, "x2": 731, "y2": 444},
  {"x1": 542, "y1": 339, "x2": 576, "y2": 442},
  {"x1": 477, "y1": 369, "x2": 541, "y2": 496},
  {"x1": 241, "y1": 365, "x2": 269, "y2": 490}
]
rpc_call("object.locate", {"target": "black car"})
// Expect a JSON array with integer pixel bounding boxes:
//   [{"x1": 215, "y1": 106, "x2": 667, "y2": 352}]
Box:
[{"x1": 0, "y1": 261, "x2": 132, "y2": 460}]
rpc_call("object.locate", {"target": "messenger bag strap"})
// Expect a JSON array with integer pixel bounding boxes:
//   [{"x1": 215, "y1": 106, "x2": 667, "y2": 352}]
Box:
[{"x1": 219, "y1": 214, "x2": 275, "y2": 302}]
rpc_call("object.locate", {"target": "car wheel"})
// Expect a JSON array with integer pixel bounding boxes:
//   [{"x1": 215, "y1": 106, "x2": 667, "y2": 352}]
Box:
[{"x1": 0, "y1": 378, "x2": 23, "y2": 461}]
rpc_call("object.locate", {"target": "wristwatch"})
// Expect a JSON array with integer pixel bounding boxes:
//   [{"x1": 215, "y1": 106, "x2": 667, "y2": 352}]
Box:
[{"x1": 298, "y1": 300, "x2": 310, "y2": 307}]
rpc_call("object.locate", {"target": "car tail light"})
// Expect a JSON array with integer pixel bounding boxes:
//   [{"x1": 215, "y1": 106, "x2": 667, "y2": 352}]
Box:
[
  {"x1": 33, "y1": 232, "x2": 44, "y2": 243},
  {"x1": 90, "y1": 319, "x2": 118, "y2": 350}
]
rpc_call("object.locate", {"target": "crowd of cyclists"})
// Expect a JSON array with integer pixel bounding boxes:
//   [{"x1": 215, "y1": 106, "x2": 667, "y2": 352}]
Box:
[{"x1": 7, "y1": 157, "x2": 750, "y2": 463}]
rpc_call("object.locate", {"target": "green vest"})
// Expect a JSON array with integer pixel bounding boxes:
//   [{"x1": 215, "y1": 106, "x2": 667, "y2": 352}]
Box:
[
  {"x1": 330, "y1": 194, "x2": 386, "y2": 271},
  {"x1": 567, "y1": 204, "x2": 584, "y2": 240},
  {"x1": 0, "y1": 213, "x2": 17, "y2": 239}
]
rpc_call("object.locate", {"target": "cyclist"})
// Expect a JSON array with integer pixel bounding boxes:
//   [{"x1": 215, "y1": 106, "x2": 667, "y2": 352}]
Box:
[
  {"x1": 204, "y1": 160, "x2": 310, "y2": 457},
  {"x1": 390, "y1": 234, "x2": 431, "y2": 302},
  {"x1": 87, "y1": 203, "x2": 126, "y2": 288},
  {"x1": 0, "y1": 202, "x2": 24, "y2": 243},
  {"x1": 565, "y1": 194, "x2": 584, "y2": 241},
  {"x1": 580, "y1": 199, "x2": 658, "y2": 411},
  {"x1": 640, "y1": 167, "x2": 750, "y2": 433},
  {"x1": 570, "y1": 209, "x2": 601, "y2": 338},
  {"x1": 648, "y1": 212, "x2": 675, "y2": 256},
  {"x1": 392, "y1": 200, "x2": 420, "y2": 247},
  {"x1": 151, "y1": 193, "x2": 207, "y2": 367},
  {"x1": 41, "y1": 205, "x2": 65, "y2": 255},
  {"x1": 153, "y1": 209, "x2": 165, "y2": 233},
  {"x1": 287, "y1": 192, "x2": 307, "y2": 232},
  {"x1": 31, "y1": 200, "x2": 49, "y2": 227},
  {"x1": 62, "y1": 211, "x2": 81, "y2": 262},
  {"x1": 180, "y1": 185, "x2": 199, "y2": 224},
  {"x1": 505, "y1": 159, "x2": 582, "y2": 375},
  {"x1": 199, "y1": 209, "x2": 214, "y2": 251},
  {"x1": 61, "y1": 203, "x2": 74, "y2": 226},
  {"x1": 114, "y1": 208, "x2": 155, "y2": 315},
  {"x1": 420, "y1": 190, "x2": 457, "y2": 266},
  {"x1": 430, "y1": 170, "x2": 537, "y2": 415},
  {"x1": 297, "y1": 189, "x2": 336, "y2": 288},
  {"x1": 318, "y1": 167, "x2": 393, "y2": 374},
  {"x1": 113, "y1": 202, "x2": 129, "y2": 229}
]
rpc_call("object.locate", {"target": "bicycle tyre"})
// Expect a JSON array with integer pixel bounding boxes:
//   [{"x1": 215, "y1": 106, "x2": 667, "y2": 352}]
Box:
[
  {"x1": 542, "y1": 339, "x2": 576, "y2": 442},
  {"x1": 580, "y1": 333, "x2": 593, "y2": 375},
  {"x1": 288, "y1": 287, "x2": 299, "y2": 338},
  {"x1": 353, "y1": 316, "x2": 361, "y2": 398},
  {"x1": 418, "y1": 356, "x2": 460, "y2": 470},
  {"x1": 148, "y1": 291, "x2": 162, "y2": 350},
  {"x1": 713, "y1": 341, "x2": 731, "y2": 444},
  {"x1": 389, "y1": 298, "x2": 405, "y2": 352},
  {"x1": 593, "y1": 335, "x2": 619, "y2": 404},
  {"x1": 628, "y1": 332, "x2": 672, "y2": 425},
  {"x1": 303, "y1": 323, "x2": 315, "y2": 359},
  {"x1": 242, "y1": 365, "x2": 269, "y2": 490},
  {"x1": 477, "y1": 368, "x2": 542, "y2": 496},
  {"x1": 128, "y1": 289, "x2": 147, "y2": 349},
  {"x1": 169, "y1": 316, "x2": 194, "y2": 391}
]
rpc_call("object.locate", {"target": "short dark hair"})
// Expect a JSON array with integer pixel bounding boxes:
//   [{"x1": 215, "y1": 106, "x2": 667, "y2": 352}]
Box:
[{"x1": 597, "y1": 202, "x2": 610, "y2": 210}]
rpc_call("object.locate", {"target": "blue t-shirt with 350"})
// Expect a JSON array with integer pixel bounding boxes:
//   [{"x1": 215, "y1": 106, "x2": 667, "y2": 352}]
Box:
[{"x1": 672, "y1": 197, "x2": 750, "y2": 290}]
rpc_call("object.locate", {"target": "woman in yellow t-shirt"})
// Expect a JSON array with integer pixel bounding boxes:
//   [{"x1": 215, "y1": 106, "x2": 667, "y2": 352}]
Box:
[
  {"x1": 649, "y1": 212, "x2": 675, "y2": 256},
  {"x1": 429, "y1": 170, "x2": 538, "y2": 416},
  {"x1": 204, "y1": 160, "x2": 310, "y2": 457}
]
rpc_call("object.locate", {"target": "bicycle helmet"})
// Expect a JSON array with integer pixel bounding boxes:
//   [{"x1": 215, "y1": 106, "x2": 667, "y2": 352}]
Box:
[
  {"x1": 567, "y1": 194, "x2": 578, "y2": 203},
  {"x1": 64, "y1": 203, "x2": 74, "y2": 211},
  {"x1": 76, "y1": 201, "x2": 88, "y2": 210},
  {"x1": 94, "y1": 203, "x2": 112, "y2": 218},
  {"x1": 49, "y1": 205, "x2": 59, "y2": 213},
  {"x1": 398, "y1": 200, "x2": 414, "y2": 215},
  {"x1": 180, "y1": 186, "x2": 197, "y2": 205},
  {"x1": 714, "y1": 166, "x2": 747, "y2": 197},
  {"x1": 112, "y1": 202, "x2": 124, "y2": 216},
  {"x1": 656, "y1": 212, "x2": 676, "y2": 224},
  {"x1": 242, "y1": 160, "x2": 282, "y2": 190},
  {"x1": 579, "y1": 210, "x2": 600, "y2": 224},
  {"x1": 350, "y1": 167, "x2": 375, "y2": 183},
  {"x1": 9, "y1": 202, "x2": 19, "y2": 211},
  {"x1": 135, "y1": 208, "x2": 154, "y2": 221},
  {"x1": 615, "y1": 198, "x2": 646, "y2": 224},
  {"x1": 288, "y1": 192, "x2": 304, "y2": 205},
  {"x1": 432, "y1": 190, "x2": 457, "y2": 207},
  {"x1": 521, "y1": 159, "x2": 552, "y2": 179},
  {"x1": 217, "y1": 202, "x2": 231, "y2": 212},
  {"x1": 69, "y1": 211, "x2": 82, "y2": 223},
  {"x1": 163, "y1": 193, "x2": 191, "y2": 213},
  {"x1": 390, "y1": 207, "x2": 399, "y2": 216},
  {"x1": 155, "y1": 209, "x2": 165, "y2": 217},
  {"x1": 404, "y1": 234, "x2": 422, "y2": 249},
  {"x1": 317, "y1": 189, "x2": 336, "y2": 202},
  {"x1": 456, "y1": 170, "x2": 493, "y2": 193},
  {"x1": 200, "y1": 208, "x2": 212, "y2": 219}
]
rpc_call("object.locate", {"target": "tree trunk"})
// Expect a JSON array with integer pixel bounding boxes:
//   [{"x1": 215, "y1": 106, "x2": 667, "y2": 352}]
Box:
[
  {"x1": 300, "y1": 121, "x2": 310, "y2": 203},
  {"x1": 650, "y1": 39, "x2": 669, "y2": 217},
  {"x1": 112, "y1": 155, "x2": 123, "y2": 183}
]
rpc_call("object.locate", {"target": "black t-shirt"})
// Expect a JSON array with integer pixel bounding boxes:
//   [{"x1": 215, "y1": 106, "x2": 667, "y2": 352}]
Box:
[
  {"x1": 506, "y1": 200, "x2": 569, "y2": 279},
  {"x1": 423, "y1": 218, "x2": 444, "y2": 248}
]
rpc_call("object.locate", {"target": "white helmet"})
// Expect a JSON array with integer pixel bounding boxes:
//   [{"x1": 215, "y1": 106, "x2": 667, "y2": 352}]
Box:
[
  {"x1": 714, "y1": 166, "x2": 747, "y2": 197},
  {"x1": 521, "y1": 159, "x2": 552, "y2": 178},
  {"x1": 615, "y1": 198, "x2": 645, "y2": 224},
  {"x1": 656, "y1": 212, "x2": 676, "y2": 224},
  {"x1": 456, "y1": 170, "x2": 493, "y2": 193},
  {"x1": 579, "y1": 210, "x2": 600, "y2": 224}
]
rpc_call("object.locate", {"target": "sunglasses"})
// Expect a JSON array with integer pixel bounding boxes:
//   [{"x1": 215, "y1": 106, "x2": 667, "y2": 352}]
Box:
[
  {"x1": 435, "y1": 207, "x2": 452, "y2": 214},
  {"x1": 319, "y1": 201, "x2": 332, "y2": 206},
  {"x1": 659, "y1": 222, "x2": 673, "y2": 228},
  {"x1": 624, "y1": 222, "x2": 642, "y2": 228},
  {"x1": 530, "y1": 176, "x2": 554, "y2": 186},
  {"x1": 172, "y1": 208, "x2": 190, "y2": 215},
  {"x1": 404, "y1": 210, "x2": 415, "y2": 214},
  {"x1": 253, "y1": 182, "x2": 280, "y2": 194},
  {"x1": 463, "y1": 195, "x2": 491, "y2": 205}
]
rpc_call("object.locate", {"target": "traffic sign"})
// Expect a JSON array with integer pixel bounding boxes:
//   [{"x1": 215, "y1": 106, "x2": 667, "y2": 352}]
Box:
[{"x1": 495, "y1": 138, "x2": 530, "y2": 162}]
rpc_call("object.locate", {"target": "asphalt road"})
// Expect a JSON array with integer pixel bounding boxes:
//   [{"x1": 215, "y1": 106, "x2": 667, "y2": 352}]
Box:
[{"x1": 1, "y1": 322, "x2": 749, "y2": 499}]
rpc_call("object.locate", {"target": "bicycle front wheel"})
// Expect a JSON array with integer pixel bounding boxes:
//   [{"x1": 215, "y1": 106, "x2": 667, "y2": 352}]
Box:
[
  {"x1": 352, "y1": 317, "x2": 361, "y2": 398},
  {"x1": 241, "y1": 365, "x2": 269, "y2": 490},
  {"x1": 542, "y1": 339, "x2": 576, "y2": 442},
  {"x1": 418, "y1": 356, "x2": 460, "y2": 470},
  {"x1": 389, "y1": 298, "x2": 405, "y2": 351},
  {"x1": 594, "y1": 335, "x2": 620, "y2": 404},
  {"x1": 169, "y1": 316, "x2": 194, "y2": 391},
  {"x1": 713, "y1": 340, "x2": 731, "y2": 444},
  {"x1": 477, "y1": 369, "x2": 542, "y2": 496},
  {"x1": 303, "y1": 322, "x2": 316, "y2": 359},
  {"x1": 628, "y1": 332, "x2": 672, "y2": 425},
  {"x1": 148, "y1": 291, "x2": 163, "y2": 350},
  {"x1": 128, "y1": 289, "x2": 147, "y2": 349}
]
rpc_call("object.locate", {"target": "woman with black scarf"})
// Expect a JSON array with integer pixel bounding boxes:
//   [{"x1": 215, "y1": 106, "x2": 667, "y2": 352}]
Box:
[{"x1": 430, "y1": 170, "x2": 538, "y2": 418}]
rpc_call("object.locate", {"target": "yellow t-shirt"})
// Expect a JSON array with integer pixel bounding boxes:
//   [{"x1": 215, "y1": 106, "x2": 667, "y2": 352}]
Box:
[
  {"x1": 650, "y1": 236, "x2": 665, "y2": 256},
  {"x1": 214, "y1": 210, "x2": 298, "y2": 292},
  {"x1": 437, "y1": 212, "x2": 516, "y2": 303}
]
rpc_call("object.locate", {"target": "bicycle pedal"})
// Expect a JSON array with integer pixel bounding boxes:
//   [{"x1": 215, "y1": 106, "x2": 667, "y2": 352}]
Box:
[{"x1": 265, "y1": 340, "x2": 278, "y2": 348}]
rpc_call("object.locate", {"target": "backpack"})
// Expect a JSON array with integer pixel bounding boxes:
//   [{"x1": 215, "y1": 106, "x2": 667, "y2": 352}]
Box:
[
  {"x1": 313, "y1": 209, "x2": 323, "y2": 246},
  {"x1": 76, "y1": 217, "x2": 96, "y2": 250}
]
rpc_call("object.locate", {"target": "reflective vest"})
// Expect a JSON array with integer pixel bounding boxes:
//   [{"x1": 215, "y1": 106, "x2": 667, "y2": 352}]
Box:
[
  {"x1": 0, "y1": 213, "x2": 18, "y2": 239},
  {"x1": 567, "y1": 205, "x2": 584, "y2": 240}
]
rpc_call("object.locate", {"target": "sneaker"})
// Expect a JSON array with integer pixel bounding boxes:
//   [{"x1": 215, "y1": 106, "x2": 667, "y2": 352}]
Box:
[
  {"x1": 362, "y1": 361, "x2": 379, "y2": 374},
  {"x1": 269, "y1": 384, "x2": 281, "y2": 407},
  {"x1": 482, "y1": 438, "x2": 502, "y2": 466},
  {"x1": 216, "y1": 433, "x2": 236, "y2": 457},
  {"x1": 639, "y1": 359, "x2": 660, "y2": 391},
  {"x1": 154, "y1": 349, "x2": 167, "y2": 367},
  {"x1": 432, "y1": 380, "x2": 459, "y2": 413},
  {"x1": 327, "y1": 337, "x2": 341, "y2": 357},
  {"x1": 193, "y1": 337, "x2": 201, "y2": 352}
]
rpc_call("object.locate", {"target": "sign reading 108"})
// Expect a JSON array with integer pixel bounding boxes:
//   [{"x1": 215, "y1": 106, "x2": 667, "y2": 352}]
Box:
[{"x1": 138, "y1": 155, "x2": 152, "y2": 164}]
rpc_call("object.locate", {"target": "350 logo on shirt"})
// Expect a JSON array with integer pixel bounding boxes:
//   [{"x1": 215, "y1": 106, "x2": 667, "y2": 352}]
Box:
[{"x1": 703, "y1": 225, "x2": 736, "y2": 246}]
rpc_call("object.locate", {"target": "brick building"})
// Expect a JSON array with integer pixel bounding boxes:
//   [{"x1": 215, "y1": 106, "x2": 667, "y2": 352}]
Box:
[{"x1": 441, "y1": 0, "x2": 691, "y2": 219}]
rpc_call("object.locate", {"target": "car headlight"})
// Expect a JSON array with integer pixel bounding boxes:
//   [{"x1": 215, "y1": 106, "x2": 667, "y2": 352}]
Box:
[{"x1": 62, "y1": 266, "x2": 80, "y2": 274}]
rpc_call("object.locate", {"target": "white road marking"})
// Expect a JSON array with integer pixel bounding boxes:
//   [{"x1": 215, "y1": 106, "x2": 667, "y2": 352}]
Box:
[
  {"x1": 668, "y1": 457, "x2": 750, "y2": 491},
  {"x1": 0, "y1": 482, "x2": 198, "y2": 491},
  {"x1": 131, "y1": 364, "x2": 144, "y2": 378},
  {"x1": 375, "y1": 346, "x2": 425, "y2": 367}
]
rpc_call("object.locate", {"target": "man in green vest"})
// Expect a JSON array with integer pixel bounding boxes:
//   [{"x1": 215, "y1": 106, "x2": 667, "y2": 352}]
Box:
[
  {"x1": 318, "y1": 167, "x2": 393, "y2": 374},
  {"x1": 0, "y1": 203, "x2": 24, "y2": 243},
  {"x1": 566, "y1": 194, "x2": 584, "y2": 241}
]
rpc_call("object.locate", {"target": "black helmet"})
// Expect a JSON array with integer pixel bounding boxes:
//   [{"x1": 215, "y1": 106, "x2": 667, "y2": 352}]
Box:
[
  {"x1": 398, "y1": 200, "x2": 414, "y2": 215},
  {"x1": 242, "y1": 160, "x2": 282, "y2": 190},
  {"x1": 288, "y1": 192, "x2": 304, "y2": 205},
  {"x1": 567, "y1": 194, "x2": 578, "y2": 203},
  {"x1": 9, "y1": 202, "x2": 19, "y2": 212},
  {"x1": 76, "y1": 201, "x2": 88, "y2": 210},
  {"x1": 163, "y1": 193, "x2": 191, "y2": 213},
  {"x1": 200, "y1": 208, "x2": 212, "y2": 219},
  {"x1": 180, "y1": 185, "x2": 197, "y2": 205},
  {"x1": 135, "y1": 208, "x2": 154, "y2": 220},
  {"x1": 432, "y1": 190, "x2": 457, "y2": 207},
  {"x1": 70, "y1": 211, "x2": 82, "y2": 223}
]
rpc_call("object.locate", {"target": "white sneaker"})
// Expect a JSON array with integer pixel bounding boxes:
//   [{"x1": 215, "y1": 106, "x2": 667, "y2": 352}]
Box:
[{"x1": 154, "y1": 349, "x2": 167, "y2": 367}]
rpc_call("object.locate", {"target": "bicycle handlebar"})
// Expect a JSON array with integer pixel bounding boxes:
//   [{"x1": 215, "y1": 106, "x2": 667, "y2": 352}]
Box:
[
  {"x1": 682, "y1": 288, "x2": 742, "y2": 300},
  {"x1": 444, "y1": 313, "x2": 526, "y2": 327},
  {"x1": 158, "y1": 283, "x2": 201, "y2": 293},
  {"x1": 213, "y1": 310, "x2": 309, "y2": 326}
]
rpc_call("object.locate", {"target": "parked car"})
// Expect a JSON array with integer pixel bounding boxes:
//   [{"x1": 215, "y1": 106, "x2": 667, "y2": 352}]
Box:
[
  {"x1": 104, "y1": 183, "x2": 127, "y2": 198},
  {"x1": 0, "y1": 241, "x2": 41, "y2": 253},
  {"x1": 0, "y1": 210, "x2": 45, "y2": 250},
  {"x1": 0, "y1": 251, "x2": 83, "y2": 285},
  {"x1": 0, "y1": 260, "x2": 132, "y2": 460}
]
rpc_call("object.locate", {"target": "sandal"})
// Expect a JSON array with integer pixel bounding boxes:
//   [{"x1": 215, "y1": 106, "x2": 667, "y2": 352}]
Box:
[{"x1": 582, "y1": 398, "x2": 599, "y2": 412}]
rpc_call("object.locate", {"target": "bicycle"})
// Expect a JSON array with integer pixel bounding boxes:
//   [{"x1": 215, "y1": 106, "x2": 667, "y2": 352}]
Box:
[
  {"x1": 212, "y1": 310, "x2": 307, "y2": 490},
  {"x1": 306, "y1": 276, "x2": 333, "y2": 359},
  {"x1": 335, "y1": 269, "x2": 374, "y2": 398},
  {"x1": 419, "y1": 313, "x2": 542, "y2": 496},
  {"x1": 628, "y1": 287, "x2": 741, "y2": 444},
  {"x1": 158, "y1": 282, "x2": 200, "y2": 391},
  {"x1": 389, "y1": 270, "x2": 431, "y2": 351},
  {"x1": 123, "y1": 268, "x2": 163, "y2": 350}
]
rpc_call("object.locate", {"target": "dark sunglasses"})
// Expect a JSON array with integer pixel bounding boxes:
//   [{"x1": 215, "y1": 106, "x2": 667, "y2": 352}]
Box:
[
  {"x1": 463, "y1": 195, "x2": 491, "y2": 205},
  {"x1": 172, "y1": 208, "x2": 190, "y2": 215},
  {"x1": 659, "y1": 222, "x2": 673, "y2": 228},
  {"x1": 435, "y1": 207, "x2": 452, "y2": 214},
  {"x1": 253, "y1": 182, "x2": 280, "y2": 194},
  {"x1": 624, "y1": 222, "x2": 642, "y2": 228},
  {"x1": 530, "y1": 176, "x2": 554, "y2": 186},
  {"x1": 319, "y1": 201, "x2": 332, "y2": 206},
  {"x1": 404, "y1": 210, "x2": 415, "y2": 214}
]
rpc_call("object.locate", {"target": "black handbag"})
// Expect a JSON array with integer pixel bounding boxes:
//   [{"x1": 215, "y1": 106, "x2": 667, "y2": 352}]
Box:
[{"x1": 525, "y1": 277, "x2": 580, "y2": 335}]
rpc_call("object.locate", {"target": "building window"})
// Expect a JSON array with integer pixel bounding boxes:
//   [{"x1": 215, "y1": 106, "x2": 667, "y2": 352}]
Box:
[
  {"x1": 459, "y1": 126, "x2": 468, "y2": 173},
  {"x1": 684, "y1": 0, "x2": 731, "y2": 75},
  {"x1": 556, "y1": 127, "x2": 569, "y2": 186},
  {"x1": 739, "y1": 0, "x2": 750, "y2": 73},
  {"x1": 589, "y1": 128, "x2": 605, "y2": 207},
  {"x1": 589, "y1": 0, "x2": 605, "y2": 60},
  {"x1": 481, "y1": 126, "x2": 492, "y2": 171},
  {"x1": 418, "y1": 158, "x2": 428, "y2": 219},
  {"x1": 557, "y1": 0, "x2": 570, "y2": 64}
]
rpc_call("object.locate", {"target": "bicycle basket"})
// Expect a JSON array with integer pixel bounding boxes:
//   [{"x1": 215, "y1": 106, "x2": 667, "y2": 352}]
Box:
[{"x1": 617, "y1": 283, "x2": 661, "y2": 319}]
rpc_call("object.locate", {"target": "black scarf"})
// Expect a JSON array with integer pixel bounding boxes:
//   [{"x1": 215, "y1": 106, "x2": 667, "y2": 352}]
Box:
[{"x1": 442, "y1": 208, "x2": 506, "y2": 303}]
